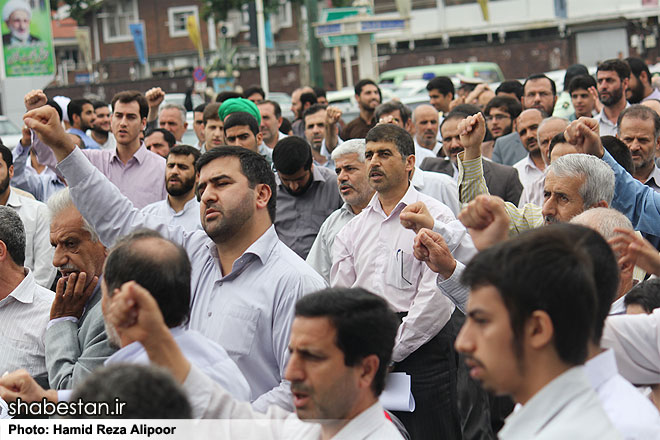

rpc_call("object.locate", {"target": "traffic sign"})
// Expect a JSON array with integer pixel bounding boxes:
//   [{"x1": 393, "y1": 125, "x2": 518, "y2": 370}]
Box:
[
  {"x1": 193, "y1": 67, "x2": 206, "y2": 82},
  {"x1": 320, "y1": 7, "x2": 372, "y2": 48}
]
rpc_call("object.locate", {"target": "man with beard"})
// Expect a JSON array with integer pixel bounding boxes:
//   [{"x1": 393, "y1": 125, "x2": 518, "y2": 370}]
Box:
[
  {"x1": 342, "y1": 79, "x2": 381, "y2": 140},
  {"x1": 0, "y1": 143, "x2": 55, "y2": 288},
  {"x1": 303, "y1": 104, "x2": 333, "y2": 168},
  {"x1": 67, "y1": 99, "x2": 100, "y2": 150},
  {"x1": 596, "y1": 59, "x2": 631, "y2": 136},
  {"x1": 307, "y1": 139, "x2": 375, "y2": 281},
  {"x1": 412, "y1": 104, "x2": 442, "y2": 157},
  {"x1": 45, "y1": 188, "x2": 115, "y2": 389},
  {"x1": 484, "y1": 96, "x2": 521, "y2": 141},
  {"x1": 141, "y1": 145, "x2": 202, "y2": 232},
  {"x1": 616, "y1": 105, "x2": 660, "y2": 188},
  {"x1": 512, "y1": 109, "x2": 546, "y2": 195},
  {"x1": 625, "y1": 57, "x2": 660, "y2": 104},
  {"x1": 89, "y1": 101, "x2": 116, "y2": 151},
  {"x1": 272, "y1": 136, "x2": 342, "y2": 259},
  {"x1": 1, "y1": 230, "x2": 250, "y2": 418},
  {"x1": 422, "y1": 111, "x2": 523, "y2": 205},
  {"x1": 2, "y1": 0, "x2": 39, "y2": 46},
  {"x1": 21, "y1": 104, "x2": 327, "y2": 411}
]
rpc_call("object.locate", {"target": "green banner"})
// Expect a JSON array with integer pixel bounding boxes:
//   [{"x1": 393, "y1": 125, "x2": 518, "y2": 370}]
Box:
[{"x1": 1, "y1": 0, "x2": 55, "y2": 77}]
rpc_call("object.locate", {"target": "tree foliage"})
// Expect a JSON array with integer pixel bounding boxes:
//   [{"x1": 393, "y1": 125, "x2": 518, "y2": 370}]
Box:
[{"x1": 53, "y1": 0, "x2": 105, "y2": 24}]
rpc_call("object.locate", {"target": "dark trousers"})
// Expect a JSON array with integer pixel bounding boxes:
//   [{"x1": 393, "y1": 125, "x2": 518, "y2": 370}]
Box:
[{"x1": 392, "y1": 310, "x2": 463, "y2": 440}]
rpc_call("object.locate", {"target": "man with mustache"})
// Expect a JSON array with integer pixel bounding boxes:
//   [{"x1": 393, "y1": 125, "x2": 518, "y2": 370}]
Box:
[
  {"x1": 331, "y1": 124, "x2": 476, "y2": 439},
  {"x1": 512, "y1": 109, "x2": 546, "y2": 195},
  {"x1": 596, "y1": 59, "x2": 631, "y2": 136},
  {"x1": 272, "y1": 136, "x2": 342, "y2": 259},
  {"x1": 625, "y1": 57, "x2": 660, "y2": 104},
  {"x1": 45, "y1": 188, "x2": 115, "y2": 389},
  {"x1": 141, "y1": 145, "x2": 202, "y2": 232},
  {"x1": 303, "y1": 104, "x2": 333, "y2": 168},
  {"x1": 616, "y1": 105, "x2": 660, "y2": 188},
  {"x1": 422, "y1": 111, "x2": 523, "y2": 205}
]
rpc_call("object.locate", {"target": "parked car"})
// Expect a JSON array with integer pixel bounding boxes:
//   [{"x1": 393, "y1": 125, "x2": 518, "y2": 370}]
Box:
[
  {"x1": 379, "y1": 62, "x2": 505, "y2": 86},
  {"x1": 0, "y1": 116, "x2": 24, "y2": 150}
]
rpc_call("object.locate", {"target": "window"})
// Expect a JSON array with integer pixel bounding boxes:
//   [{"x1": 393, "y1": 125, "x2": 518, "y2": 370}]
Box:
[
  {"x1": 275, "y1": 0, "x2": 292, "y2": 29},
  {"x1": 99, "y1": 0, "x2": 139, "y2": 43},
  {"x1": 168, "y1": 6, "x2": 199, "y2": 38}
]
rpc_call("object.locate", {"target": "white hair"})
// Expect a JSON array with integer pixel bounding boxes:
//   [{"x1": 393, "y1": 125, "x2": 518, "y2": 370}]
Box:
[
  {"x1": 2, "y1": 0, "x2": 30, "y2": 22},
  {"x1": 160, "y1": 104, "x2": 187, "y2": 124},
  {"x1": 48, "y1": 188, "x2": 100, "y2": 243},
  {"x1": 548, "y1": 154, "x2": 615, "y2": 207},
  {"x1": 570, "y1": 207, "x2": 633, "y2": 241},
  {"x1": 331, "y1": 139, "x2": 366, "y2": 162}
]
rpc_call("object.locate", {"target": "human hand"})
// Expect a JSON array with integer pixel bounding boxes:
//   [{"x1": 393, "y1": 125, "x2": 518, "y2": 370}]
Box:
[
  {"x1": 0, "y1": 370, "x2": 55, "y2": 404},
  {"x1": 458, "y1": 195, "x2": 510, "y2": 251},
  {"x1": 400, "y1": 202, "x2": 434, "y2": 233},
  {"x1": 50, "y1": 272, "x2": 99, "y2": 320},
  {"x1": 24, "y1": 89, "x2": 47, "y2": 111},
  {"x1": 145, "y1": 87, "x2": 165, "y2": 109},
  {"x1": 413, "y1": 228, "x2": 457, "y2": 278},
  {"x1": 609, "y1": 228, "x2": 660, "y2": 277},
  {"x1": 326, "y1": 106, "x2": 342, "y2": 125},
  {"x1": 564, "y1": 117, "x2": 604, "y2": 158},
  {"x1": 23, "y1": 106, "x2": 76, "y2": 159},
  {"x1": 458, "y1": 113, "x2": 486, "y2": 160},
  {"x1": 588, "y1": 86, "x2": 602, "y2": 114}
]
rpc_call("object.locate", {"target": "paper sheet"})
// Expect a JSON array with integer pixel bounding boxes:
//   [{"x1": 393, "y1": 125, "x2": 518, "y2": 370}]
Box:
[{"x1": 379, "y1": 372, "x2": 415, "y2": 412}]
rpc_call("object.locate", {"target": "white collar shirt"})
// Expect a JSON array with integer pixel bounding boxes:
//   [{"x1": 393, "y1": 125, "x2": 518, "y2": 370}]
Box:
[
  {"x1": 0, "y1": 269, "x2": 54, "y2": 377},
  {"x1": 411, "y1": 167, "x2": 461, "y2": 216},
  {"x1": 513, "y1": 154, "x2": 545, "y2": 194},
  {"x1": 331, "y1": 184, "x2": 476, "y2": 362},
  {"x1": 141, "y1": 197, "x2": 202, "y2": 233},
  {"x1": 596, "y1": 103, "x2": 631, "y2": 137}
]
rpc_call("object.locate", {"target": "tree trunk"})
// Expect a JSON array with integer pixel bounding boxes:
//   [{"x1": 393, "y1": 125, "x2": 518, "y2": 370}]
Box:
[{"x1": 293, "y1": 2, "x2": 310, "y2": 86}]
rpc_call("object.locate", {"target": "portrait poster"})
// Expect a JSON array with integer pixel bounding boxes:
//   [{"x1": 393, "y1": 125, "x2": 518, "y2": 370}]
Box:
[{"x1": 1, "y1": 0, "x2": 55, "y2": 77}]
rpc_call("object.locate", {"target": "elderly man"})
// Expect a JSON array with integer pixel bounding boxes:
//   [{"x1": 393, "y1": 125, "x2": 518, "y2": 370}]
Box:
[
  {"x1": 258, "y1": 100, "x2": 287, "y2": 150},
  {"x1": 144, "y1": 128, "x2": 176, "y2": 158},
  {"x1": 21, "y1": 103, "x2": 327, "y2": 412},
  {"x1": 45, "y1": 188, "x2": 115, "y2": 389},
  {"x1": 0, "y1": 206, "x2": 53, "y2": 380},
  {"x1": 2, "y1": 0, "x2": 38, "y2": 46},
  {"x1": 158, "y1": 104, "x2": 188, "y2": 142},
  {"x1": 331, "y1": 124, "x2": 475, "y2": 439},
  {"x1": 412, "y1": 104, "x2": 442, "y2": 157}
]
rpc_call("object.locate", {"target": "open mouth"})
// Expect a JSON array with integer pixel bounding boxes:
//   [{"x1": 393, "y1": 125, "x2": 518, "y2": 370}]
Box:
[{"x1": 292, "y1": 391, "x2": 310, "y2": 408}]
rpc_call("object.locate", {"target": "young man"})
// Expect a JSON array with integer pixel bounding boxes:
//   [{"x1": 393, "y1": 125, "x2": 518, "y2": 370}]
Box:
[
  {"x1": 303, "y1": 104, "x2": 331, "y2": 167},
  {"x1": 202, "y1": 102, "x2": 224, "y2": 151},
  {"x1": 483, "y1": 96, "x2": 521, "y2": 141},
  {"x1": 625, "y1": 57, "x2": 660, "y2": 104},
  {"x1": 141, "y1": 145, "x2": 202, "y2": 232},
  {"x1": 568, "y1": 75, "x2": 599, "y2": 121},
  {"x1": 457, "y1": 225, "x2": 619, "y2": 439},
  {"x1": 426, "y1": 76, "x2": 454, "y2": 116},
  {"x1": 27, "y1": 89, "x2": 167, "y2": 209},
  {"x1": 342, "y1": 79, "x2": 382, "y2": 140},
  {"x1": 67, "y1": 98, "x2": 100, "y2": 149},
  {"x1": 89, "y1": 101, "x2": 116, "y2": 150},
  {"x1": 192, "y1": 103, "x2": 206, "y2": 151}
]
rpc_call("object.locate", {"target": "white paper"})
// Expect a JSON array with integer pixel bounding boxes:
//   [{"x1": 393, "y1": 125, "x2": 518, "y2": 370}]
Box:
[{"x1": 379, "y1": 372, "x2": 415, "y2": 412}]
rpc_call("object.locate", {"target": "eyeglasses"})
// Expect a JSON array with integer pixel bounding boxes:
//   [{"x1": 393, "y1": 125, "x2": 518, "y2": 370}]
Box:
[
  {"x1": 485, "y1": 114, "x2": 511, "y2": 122},
  {"x1": 396, "y1": 249, "x2": 412, "y2": 286}
]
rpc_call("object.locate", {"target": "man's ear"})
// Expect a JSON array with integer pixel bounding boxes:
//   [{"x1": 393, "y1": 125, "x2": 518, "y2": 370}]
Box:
[
  {"x1": 526, "y1": 310, "x2": 554, "y2": 351},
  {"x1": 254, "y1": 183, "x2": 272, "y2": 212}
]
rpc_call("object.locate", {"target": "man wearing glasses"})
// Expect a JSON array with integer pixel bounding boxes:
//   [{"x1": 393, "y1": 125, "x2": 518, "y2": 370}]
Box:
[{"x1": 330, "y1": 123, "x2": 476, "y2": 439}]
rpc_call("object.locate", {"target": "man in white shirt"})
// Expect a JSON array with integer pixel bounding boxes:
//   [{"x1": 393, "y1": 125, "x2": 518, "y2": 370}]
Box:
[
  {"x1": 412, "y1": 105, "x2": 443, "y2": 157},
  {"x1": 331, "y1": 124, "x2": 475, "y2": 439},
  {"x1": 456, "y1": 224, "x2": 620, "y2": 440},
  {"x1": 258, "y1": 100, "x2": 287, "y2": 150},
  {"x1": 596, "y1": 59, "x2": 631, "y2": 136},
  {"x1": 20, "y1": 105, "x2": 327, "y2": 411},
  {"x1": 512, "y1": 109, "x2": 546, "y2": 195},
  {"x1": 0, "y1": 206, "x2": 53, "y2": 379},
  {"x1": 141, "y1": 145, "x2": 202, "y2": 233},
  {"x1": 0, "y1": 144, "x2": 54, "y2": 288}
]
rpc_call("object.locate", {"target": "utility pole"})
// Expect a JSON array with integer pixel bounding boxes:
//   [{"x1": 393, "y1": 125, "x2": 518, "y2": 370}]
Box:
[{"x1": 305, "y1": 0, "x2": 324, "y2": 87}]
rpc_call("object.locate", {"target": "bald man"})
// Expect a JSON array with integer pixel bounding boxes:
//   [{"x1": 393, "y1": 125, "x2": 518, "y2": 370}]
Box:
[{"x1": 412, "y1": 105, "x2": 442, "y2": 159}]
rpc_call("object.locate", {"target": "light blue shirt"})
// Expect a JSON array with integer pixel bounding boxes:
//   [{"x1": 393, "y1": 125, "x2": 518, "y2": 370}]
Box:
[
  {"x1": 602, "y1": 149, "x2": 660, "y2": 236},
  {"x1": 56, "y1": 147, "x2": 328, "y2": 412},
  {"x1": 11, "y1": 141, "x2": 65, "y2": 202},
  {"x1": 105, "y1": 327, "x2": 251, "y2": 418},
  {"x1": 141, "y1": 197, "x2": 202, "y2": 233}
]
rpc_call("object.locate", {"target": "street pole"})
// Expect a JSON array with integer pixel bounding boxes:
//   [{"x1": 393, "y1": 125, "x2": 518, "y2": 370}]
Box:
[
  {"x1": 256, "y1": 0, "x2": 269, "y2": 94},
  {"x1": 305, "y1": 0, "x2": 324, "y2": 87}
]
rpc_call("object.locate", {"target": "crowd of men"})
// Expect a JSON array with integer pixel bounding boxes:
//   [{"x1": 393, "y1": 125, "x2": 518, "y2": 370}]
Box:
[{"x1": 1, "y1": 55, "x2": 660, "y2": 439}]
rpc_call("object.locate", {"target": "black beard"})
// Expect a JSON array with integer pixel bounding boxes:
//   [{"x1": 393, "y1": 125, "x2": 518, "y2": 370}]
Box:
[
  {"x1": 167, "y1": 177, "x2": 196, "y2": 197},
  {"x1": 0, "y1": 172, "x2": 9, "y2": 195},
  {"x1": 92, "y1": 127, "x2": 109, "y2": 136}
]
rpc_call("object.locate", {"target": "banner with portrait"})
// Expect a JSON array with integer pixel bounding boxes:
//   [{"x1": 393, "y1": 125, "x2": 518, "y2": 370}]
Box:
[{"x1": 1, "y1": 0, "x2": 54, "y2": 77}]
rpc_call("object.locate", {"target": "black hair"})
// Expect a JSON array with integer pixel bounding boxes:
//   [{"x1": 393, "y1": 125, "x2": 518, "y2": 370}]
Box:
[
  {"x1": 548, "y1": 132, "x2": 568, "y2": 158},
  {"x1": 224, "y1": 112, "x2": 259, "y2": 136},
  {"x1": 601, "y1": 135, "x2": 635, "y2": 175},
  {"x1": 597, "y1": 59, "x2": 632, "y2": 81},
  {"x1": 295, "y1": 287, "x2": 399, "y2": 395},
  {"x1": 0, "y1": 206, "x2": 26, "y2": 266},
  {"x1": 92, "y1": 100, "x2": 109, "y2": 111},
  {"x1": 272, "y1": 136, "x2": 313, "y2": 174},
  {"x1": 426, "y1": 76, "x2": 455, "y2": 97},
  {"x1": 0, "y1": 142, "x2": 12, "y2": 168},
  {"x1": 440, "y1": 110, "x2": 471, "y2": 134},
  {"x1": 495, "y1": 80, "x2": 524, "y2": 100},
  {"x1": 300, "y1": 92, "x2": 317, "y2": 108},
  {"x1": 625, "y1": 279, "x2": 660, "y2": 313},
  {"x1": 169, "y1": 144, "x2": 201, "y2": 163},
  {"x1": 196, "y1": 146, "x2": 277, "y2": 222},
  {"x1": 618, "y1": 104, "x2": 660, "y2": 140},
  {"x1": 461, "y1": 224, "x2": 598, "y2": 365},
  {"x1": 67, "y1": 98, "x2": 92, "y2": 123},
  {"x1": 484, "y1": 96, "x2": 522, "y2": 119},
  {"x1": 365, "y1": 124, "x2": 414, "y2": 159},
  {"x1": 568, "y1": 75, "x2": 597, "y2": 94},
  {"x1": 70, "y1": 364, "x2": 192, "y2": 418},
  {"x1": 523, "y1": 74, "x2": 557, "y2": 97},
  {"x1": 46, "y1": 99, "x2": 63, "y2": 122},
  {"x1": 111, "y1": 91, "x2": 149, "y2": 119},
  {"x1": 104, "y1": 229, "x2": 191, "y2": 328},
  {"x1": 451, "y1": 104, "x2": 481, "y2": 116},
  {"x1": 355, "y1": 79, "x2": 380, "y2": 97},
  {"x1": 244, "y1": 85, "x2": 266, "y2": 100},
  {"x1": 215, "y1": 91, "x2": 242, "y2": 103},
  {"x1": 312, "y1": 86, "x2": 326, "y2": 99},
  {"x1": 563, "y1": 64, "x2": 589, "y2": 92},
  {"x1": 145, "y1": 128, "x2": 176, "y2": 148},
  {"x1": 302, "y1": 103, "x2": 327, "y2": 126},
  {"x1": 279, "y1": 117, "x2": 292, "y2": 134},
  {"x1": 626, "y1": 57, "x2": 652, "y2": 86},
  {"x1": 193, "y1": 103, "x2": 207, "y2": 113}
]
